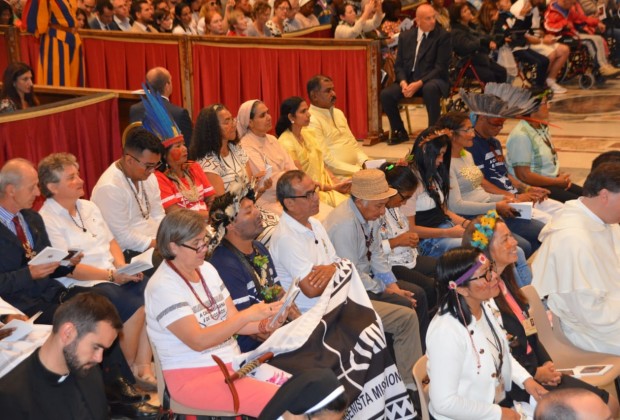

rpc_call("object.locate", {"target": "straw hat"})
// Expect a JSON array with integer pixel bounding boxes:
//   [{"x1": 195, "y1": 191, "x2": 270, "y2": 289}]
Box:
[{"x1": 350, "y1": 169, "x2": 397, "y2": 201}]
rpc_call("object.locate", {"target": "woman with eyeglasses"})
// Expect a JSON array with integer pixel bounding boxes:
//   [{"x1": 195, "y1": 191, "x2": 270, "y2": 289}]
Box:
[
  {"x1": 238, "y1": 99, "x2": 297, "y2": 215},
  {"x1": 276, "y1": 96, "x2": 350, "y2": 209},
  {"x1": 378, "y1": 163, "x2": 438, "y2": 320},
  {"x1": 265, "y1": 0, "x2": 295, "y2": 36},
  {"x1": 461, "y1": 211, "x2": 619, "y2": 417},
  {"x1": 427, "y1": 246, "x2": 547, "y2": 420},
  {"x1": 37, "y1": 152, "x2": 157, "y2": 390},
  {"x1": 145, "y1": 209, "x2": 286, "y2": 416},
  {"x1": 155, "y1": 126, "x2": 216, "y2": 217}
]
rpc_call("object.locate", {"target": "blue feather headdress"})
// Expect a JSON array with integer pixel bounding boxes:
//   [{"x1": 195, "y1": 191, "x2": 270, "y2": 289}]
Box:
[{"x1": 140, "y1": 83, "x2": 184, "y2": 148}]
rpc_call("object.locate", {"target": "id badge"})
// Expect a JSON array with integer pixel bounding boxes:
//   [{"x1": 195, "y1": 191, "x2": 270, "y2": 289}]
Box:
[
  {"x1": 522, "y1": 317, "x2": 537, "y2": 336},
  {"x1": 494, "y1": 381, "x2": 505, "y2": 404}
]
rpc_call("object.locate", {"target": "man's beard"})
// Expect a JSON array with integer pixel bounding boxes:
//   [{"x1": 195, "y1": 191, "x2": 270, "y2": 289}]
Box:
[{"x1": 63, "y1": 340, "x2": 96, "y2": 378}]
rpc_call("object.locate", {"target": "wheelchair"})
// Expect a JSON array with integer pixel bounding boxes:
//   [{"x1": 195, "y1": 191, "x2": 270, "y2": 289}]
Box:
[
  {"x1": 445, "y1": 54, "x2": 486, "y2": 112},
  {"x1": 556, "y1": 34, "x2": 601, "y2": 90}
]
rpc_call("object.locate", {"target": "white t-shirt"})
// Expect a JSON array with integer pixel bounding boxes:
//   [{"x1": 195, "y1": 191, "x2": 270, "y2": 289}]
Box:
[{"x1": 145, "y1": 261, "x2": 240, "y2": 371}]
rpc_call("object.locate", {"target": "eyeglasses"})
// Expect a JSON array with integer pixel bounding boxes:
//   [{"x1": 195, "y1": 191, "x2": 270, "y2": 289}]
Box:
[
  {"x1": 397, "y1": 191, "x2": 414, "y2": 201},
  {"x1": 126, "y1": 154, "x2": 161, "y2": 171},
  {"x1": 285, "y1": 186, "x2": 319, "y2": 200},
  {"x1": 470, "y1": 265, "x2": 495, "y2": 283},
  {"x1": 455, "y1": 127, "x2": 474, "y2": 133},
  {"x1": 179, "y1": 241, "x2": 208, "y2": 253}
]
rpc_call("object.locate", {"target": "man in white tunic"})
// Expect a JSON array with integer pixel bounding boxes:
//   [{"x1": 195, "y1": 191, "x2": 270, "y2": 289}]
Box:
[{"x1": 532, "y1": 162, "x2": 620, "y2": 355}]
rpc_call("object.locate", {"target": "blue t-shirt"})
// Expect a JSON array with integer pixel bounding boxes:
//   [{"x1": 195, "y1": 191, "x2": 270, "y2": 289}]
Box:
[
  {"x1": 467, "y1": 134, "x2": 518, "y2": 194},
  {"x1": 209, "y1": 240, "x2": 279, "y2": 352}
]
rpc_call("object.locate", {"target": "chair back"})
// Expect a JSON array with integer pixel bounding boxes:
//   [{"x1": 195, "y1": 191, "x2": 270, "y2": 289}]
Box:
[{"x1": 412, "y1": 355, "x2": 430, "y2": 420}]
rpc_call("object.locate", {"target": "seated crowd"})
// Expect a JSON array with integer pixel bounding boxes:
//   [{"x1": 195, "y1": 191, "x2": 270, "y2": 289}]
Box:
[{"x1": 1, "y1": 57, "x2": 620, "y2": 419}]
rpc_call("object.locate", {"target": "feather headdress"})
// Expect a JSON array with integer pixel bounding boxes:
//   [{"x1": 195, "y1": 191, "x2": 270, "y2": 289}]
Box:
[
  {"x1": 459, "y1": 83, "x2": 539, "y2": 118},
  {"x1": 140, "y1": 83, "x2": 184, "y2": 148}
]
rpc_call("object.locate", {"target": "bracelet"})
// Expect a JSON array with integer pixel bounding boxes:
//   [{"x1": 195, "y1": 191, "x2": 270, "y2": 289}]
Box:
[
  {"x1": 525, "y1": 185, "x2": 531, "y2": 192},
  {"x1": 258, "y1": 319, "x2": 269, "y2": 334},
  {"x1": 107, "y1": 269, "x2": 114, "y2": 282},
  {"x1": 460, "y1": 219, "x2": 469, "y2": 228}
]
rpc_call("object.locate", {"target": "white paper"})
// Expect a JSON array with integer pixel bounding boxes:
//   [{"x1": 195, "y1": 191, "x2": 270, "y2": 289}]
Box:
[
  {"x1": 268, "y1": 278, "x2": 300, "y2": 330},
  {"x1": 364, "y1": 159, "x2": 387, "y2": 170},
  {"x1": 28, "y1": 246, "x2": 69, "y2": 266},
  {"x1": 116, "y1": 248, "x2": 154, "y2": 276},
  {"x1": 0, "y1": 325, "x2": 52, "y2": 378},
  {"x1": 509, "y1": 202, "x2": 533, "y2": 220},
  {"x1": 0, "y1": 319, "x2": 33, "y2": 342}
]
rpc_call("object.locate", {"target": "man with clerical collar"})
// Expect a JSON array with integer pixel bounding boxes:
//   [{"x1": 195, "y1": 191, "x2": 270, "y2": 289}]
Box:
[
  {"x1": 0, "y1": 293, "x2": 121, "y2": 419},
  {"x1": 306, "y1": 74, "x2": 369, "y2": 180},
  {"x1": 91, "y1": 126, "x2": 166, "y2": 261},
  {"x1": 209, "y1": 185, "x2": 300, "y2": 352},
  {"x1": 270, "y1": 170, "x2": 423, "y2": 392}
]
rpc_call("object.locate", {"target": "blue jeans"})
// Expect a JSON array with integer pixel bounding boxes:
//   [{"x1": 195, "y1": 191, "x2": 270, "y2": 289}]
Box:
[
  {"x1": 514, "y1": 246, "x2": 532, "y2": 287},
  {"x1": 419, "y1": 221, "x2": 463, "y2": 258}
]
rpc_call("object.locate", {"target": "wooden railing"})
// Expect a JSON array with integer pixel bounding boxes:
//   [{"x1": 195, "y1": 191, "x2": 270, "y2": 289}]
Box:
[{"x1": 1, "y1": 25, "x2": 382, "y2": 144}]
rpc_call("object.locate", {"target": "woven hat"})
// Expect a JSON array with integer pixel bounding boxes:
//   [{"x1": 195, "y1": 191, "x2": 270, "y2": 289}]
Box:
[{"x1": 351, "y1": 169, "x2": 397, "y2": 200}]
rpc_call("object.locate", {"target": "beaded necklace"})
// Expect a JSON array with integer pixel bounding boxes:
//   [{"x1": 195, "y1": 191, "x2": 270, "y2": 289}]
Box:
[
  {"x1": 117, "y1": 161, "x2": 151, "y2": 219},
  {"x1": 166, "y1": 260, "x2": 222, "y2": 320}
]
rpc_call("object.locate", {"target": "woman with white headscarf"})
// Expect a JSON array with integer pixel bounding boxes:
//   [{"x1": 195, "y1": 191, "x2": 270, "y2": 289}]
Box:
[{"x1": 238, "y1": 100, "x2": 297, "y2": 215}]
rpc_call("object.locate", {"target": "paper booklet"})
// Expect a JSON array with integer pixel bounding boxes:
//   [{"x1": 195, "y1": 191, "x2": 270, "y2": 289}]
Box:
[
  {"x1": 28, "y1": 246, "x2": 69, "y2": 266},
  {"x1": 557, "y1": 365, "x2": 613, "y2": 378},
  {"x1": 116, "y1": 248, "x2": 154, "y2": 276},
  {"x1": 509, "y1": 202, "x2": 533, "y2": 220},
  {"x1": 268, "y1": 277, "x2": 300, "y2": 330}
]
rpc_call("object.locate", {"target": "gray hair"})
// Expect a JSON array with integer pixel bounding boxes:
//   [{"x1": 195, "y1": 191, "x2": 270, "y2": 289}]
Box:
[
  {"x1": 0, "y1": 158, "x2": 35, "y2": 198},
  {"x1": 276, "y1": 169, "x2": 306, "y2": 209},
  {"x1": 156, "y1": 209, "x2": 206, "y2": 260},
  {"x1": 38, "y1": 153, "x2": 79, "y2": 198}
]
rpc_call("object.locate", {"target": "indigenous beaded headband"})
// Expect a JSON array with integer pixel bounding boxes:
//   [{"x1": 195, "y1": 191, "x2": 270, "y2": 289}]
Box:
[
  {"x1": 470, "y1": 210, "x2": 499, "y2": 250},
  {"x1": 417, "y1": 128, "x2": 452, "y2": 148},
  {"x1": 448, "y1": 254, "x2": 488, "y2": 290}
]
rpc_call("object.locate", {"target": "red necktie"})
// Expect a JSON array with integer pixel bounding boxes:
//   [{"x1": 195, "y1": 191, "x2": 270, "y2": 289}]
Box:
[{"x1": 12, "y1": 215, "x2": 34, "y2": 259}]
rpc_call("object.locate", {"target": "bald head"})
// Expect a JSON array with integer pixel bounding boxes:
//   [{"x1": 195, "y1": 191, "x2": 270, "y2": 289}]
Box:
[
  {"x1": 416, "y1": 4, "x2": 436, "y2": 32},
  {"x1": 534, "y1": 389, "x2": 612, "y2": 420},
  {"x1": 145, "y1": 67, "x2": 172, "y2": 97}
]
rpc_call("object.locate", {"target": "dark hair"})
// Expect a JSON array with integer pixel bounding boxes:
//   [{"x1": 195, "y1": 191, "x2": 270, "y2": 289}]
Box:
[
  {"x1": 382, "y1": 0, "x2": 402, "y2": 22},
  {"x1": 583, "y1": 162, "x2": 620, "y2": 197},
  {"x1": 174, "y1": 2, "x2": 191, "y2": 28},
  {"x1": 253, "y1": 1, "x2": 271, "y2": 18},
  {"x1": 189, "y1": 104, "x2": 237, "y2": 160},
  {"x1": 477, "y1": 1, "x2": 498, "y2": 33},
  {"x1": 436, "y1": 111, "x2": 470, "y2": 131},
  {"x1": 131, "y1": 0, "x2": 149, "y2": 19},
  {"x1": 52, "y1": 292, "x2": 123, "y2": 336},
  {"x1": 75, "y1": 7, "x2": 91, "y2": 28},
  {"x1": 0, "y1": 1, "x2": 14, "y2": 25},
  {"x1": 1, "y1": 62, "x2": 38, "y2": 109},
  {"x1": 154, "y1": 8, "x2": 172, "y2": 31},
  {"x1": 308, "y1": 392, "x2": 348, "y2": 418},
  {"x1": 123, "y1": 126, "x2": 163, "y2": 155},
  {"x1": 381, "y1": 163, "x2": 419, "y2": 193},
  {"x1": 591, "y1": 151, "x2": 620, "y2": 171},
  {"x1": 306, "y1": 74, "x2": 332, "y2": 97},
  {"x1": 275, "y1": 96, "x2": 304, "y2": 137},
  {"x1": 209, "y1": 189, "x2": 256, "y2": 230},
  {"x1": 437, "y1": 247, "x2": 484, "y2": 326},
  {"x1": 462, "y1": 215, "x2": 527, "y2": 315},
  {"x1": 448, "y1": 2, "x2": 467, "y2": 24},
  {"x1": 95, "y1": 0, "x2": 113, "y2": 15},
  {"x1": 410, "y1": 126, "x2": 452, "y2": 209},
  {"x1": 276, "y1": 169, "x2": 306, "y2": 209}
]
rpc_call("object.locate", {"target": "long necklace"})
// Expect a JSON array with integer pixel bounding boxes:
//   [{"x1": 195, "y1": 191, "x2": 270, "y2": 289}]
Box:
[
  {"x1": 220, "y1": 147, "x2": 245, "y2": 184},
  {"x1": 359, "y1": 221, "x2": 374, "y2": 261},
  {"x1": 388, "y1": 208, "x2": 404, "y2": 230},
  {"x1": 534, "y1": 124, "x2": 558, "y2": 166},
  {"x1": 482, "y1": 308, "x2": 504, "y2": 381},
  {"x1": 167, "y1": 167, "x2": 201, "y2": 204},
  {"x1": 167, "y1": 260, "x2": 222, "y2": 320},
  {"x1": 117, "y1": 161, "x2": 151, "y2": 219},
  {"x1": 69, "y1": 206, "x2": 97, "y2": 238}
]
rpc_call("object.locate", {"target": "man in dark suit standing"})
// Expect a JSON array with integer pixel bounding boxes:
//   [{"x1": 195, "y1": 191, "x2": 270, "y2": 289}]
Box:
[
  {"x1": 88, "y1": 0, "x2": 121, "y2": 30},
  {"x1": 129, "y1": 67, "x2": 194, "y2": 147},
  {"x1": 380, "y1": 4, "x2": 452, "y2": 144}
]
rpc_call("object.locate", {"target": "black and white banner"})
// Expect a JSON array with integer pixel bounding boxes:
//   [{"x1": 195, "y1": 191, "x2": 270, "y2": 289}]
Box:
[{"x1": 234, "y1": 259, "x2": 416, "y2": 419}]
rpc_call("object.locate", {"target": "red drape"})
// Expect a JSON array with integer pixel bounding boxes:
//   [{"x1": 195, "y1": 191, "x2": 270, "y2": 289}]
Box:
[
  {"x1": 0, "y1": 94, "x2": 122, "y2": 198},
  {"x1": 191, "y1": 42, "x2": 369, "y2": 139},
  {"x1": 19, "y1": 33, "x2": 39, "y2": 72},
  {"x1": 81, "y1": 37, "x2": 183, "y2": 106},
  {"x1": 0, "y1": 29, "x2": 9, "y2": 74}
]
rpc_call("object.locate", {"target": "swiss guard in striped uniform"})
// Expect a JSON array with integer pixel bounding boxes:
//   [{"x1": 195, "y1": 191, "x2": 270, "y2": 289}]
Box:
[{"x1": 21, "y1": 0, "x2": 84, "y2": 87}]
